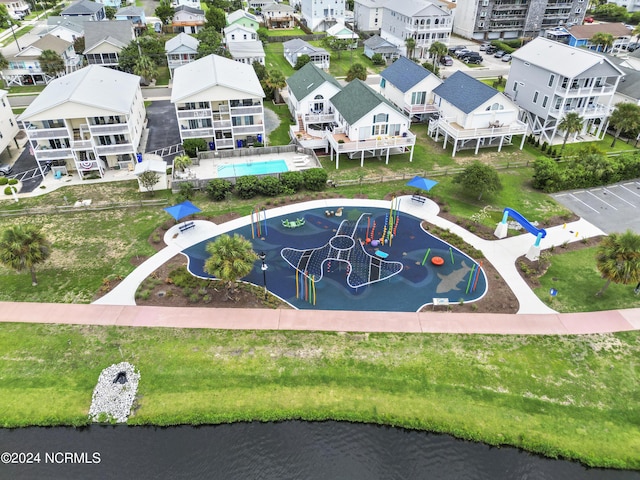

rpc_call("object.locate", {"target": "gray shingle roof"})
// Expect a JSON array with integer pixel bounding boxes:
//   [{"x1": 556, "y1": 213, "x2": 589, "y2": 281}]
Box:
[
  {"x1": 83, "y1": 20, "x2": 134, "y2": 51},
  {"x1": 330, "y1": 79, "x2": 397, "y2": 124},
  {"x1": 380, "y1": 56, "x2": 431, "y2": 93},
  {"x1": 283, "y1": 38, "x2": 329, "y2": 56},
  {"x1": 286, "y1": 62, "x2": 342, "y2": 101},
  {"x1": 432, "y1": 71, "x2": 497, "y2": 114},
  {"x1": 62, "y1": 0, "x2": 103, "y2": 15},
  {"x1": 363, "y1": 34, "x2": 395, "y2": 49}
]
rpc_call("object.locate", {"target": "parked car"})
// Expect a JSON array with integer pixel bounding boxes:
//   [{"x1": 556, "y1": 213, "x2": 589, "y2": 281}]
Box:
[
  {"x1": 584, "y1": 16, "x2": 594, "y2": 23},
  {"x1": 494, "y1": 50, "x2": 506, "y2": 58},
  {"x1": 479, "y1": 42, "x2": 491, "y2": 51},
  {"x1": 455, "y1": 48, "x2": 471, "y2": 58},
  {"x1": 448, "y1": 45, "x2": 467, "y2": 55},
  {"x1": 485, "y1": 45, "x2": 497, "y2": 55},
  {"x1": 461, "y1": 52, "x2": 483, "y2": 64},
  {"x1": 440, "y1": 55, "x2": 453, "y2": 66},
  {"x1": 501, "y1": 54, "x2": 513, "y2": 62},
  {"x1": 0, "y1": 164, "x2": 12, "y2": 176},
  {"x1": 627, "y1": 42, "x2": 638, "y2": 52}
]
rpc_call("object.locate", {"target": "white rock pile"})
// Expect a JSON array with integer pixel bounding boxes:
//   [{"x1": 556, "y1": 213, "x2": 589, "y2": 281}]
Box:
[{"x1": 88, "y1": 362, "x2": 140, "y2": 423}]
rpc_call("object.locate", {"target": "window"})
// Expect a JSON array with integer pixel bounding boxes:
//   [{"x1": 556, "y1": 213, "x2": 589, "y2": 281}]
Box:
[
  {"x1": 533, "y1": 91, "x2": 539, "y2": 103},
  {"x1": 480, "y1": 11, "x2": 486, "y2": 18},
  {"x1": 372, "y1": 124, "x2": 388, "y2": 135},
  {"x1": 373, "y1": 113, "x2": 388, "y2": 123},
  {"x1": 575, "y1": 8, "x2": 581, "y2": 13},
  {"x1": 481, "y1": 0, "x2": 488, "y2": 5},
  {"x1": 542, "y1": 95, "x2": 548, "y2": 108},
  {"x1": 231, "y1": 34, "x2": 235, "y2": 40},
  {"x1": 411, "y1": 91, "x2": 426, "y2": 105},
  {"x1": 548, "y1": 74, "x2": 555, "y2": 87}
]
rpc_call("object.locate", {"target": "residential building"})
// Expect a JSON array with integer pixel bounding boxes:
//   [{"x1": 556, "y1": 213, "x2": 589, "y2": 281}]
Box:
[
  {"x1": 380, "y1": 0, "x2": 454, "y2": 60},
  {"x1": 363, "y1": 34, "x2": 398, "y2": 61},
  {"x1": 3, "y1": 34, "x2": 81, "y2": 86},
  {"x1": 608, "y1": 0, "x2": 640, "y2": 13},
  {"x1": 115, "y1": 6, "x2": 146, "y2": 28},
  {"x1": 172, "y1": 5, "x2": 205, "y2": 34},
  {"x1": 61, "y1": 0, "x2": 106, "y2": 21},
  {"x1": 1, "y1": 0, "x2": 31, "y2": 18},
  {"x1": 224, "y1": 23, "x2": 258, "y2": 43},
  {"x1": 379, "y1": 56, "x2": 442, "y2": 121},
  {"x1": 170, "y1": 54, "x2": 266, "y2": 150},
  {"x1": 226, "y1": 10, "x2": 260, "y2": 31},
  {"x1": 428, "y1": 71, "x2": 527, "y2": 157},
  {"x1": 452, "y1": 0, "x2": 586, "y2": 41},
  {"x1": 608, "y1": 55, "x2": 640, "y2": 106},
  {"x1": 224, "y1": 24, "x2": 265, "y2": 65},
  {"x1": 18, "y1": 65, "x2": 146, "y2": 179},
  {"x1": 263, "y1": 3, "x2": 295, "y2": 29},
  {"x1": 326, "y1": 22, "x2": 358, "y2": 44},
  {"x1": 172, "y1": 0, "x2": 201, "y2": 8},
  {"x1": 95, "y1": 0, "x2": 122, "y2": 7},
  {"x1": 546, "y1": 23, "x2": 632, "y2": 52},
  {"x1": 301, "y1": 0, "x2": 346, "y2": 32},
  {"x1": 283, "y1": 38, "x2": 330, "y2": 69},
  {"x1": 353, "y1": 0, "x2": 387, "y2": 33},
  {"x1": 35, "y1": 17, "x2": 85, "y2": 43},
  {"x1": 165, "y1": 32, "x2": 200, "y2": 78},
  {"x1": 506, "y1": 37, "x2": 624, "y2": 144},
  {"x1": 247, "y1": 0, "x2": 273, "y2": 9},
  {"x1": 327, "y1": 79, "x2": 416, "y2": 168},
  {"x1": 83, "y1": 20, "x2": 135, "y2": 67},
  {"x1": 284, "y1": 62, "x2": 343, "y2": 149},
  {"x1": 0, "y1": 89, "x2": 20, "y2": 164}
]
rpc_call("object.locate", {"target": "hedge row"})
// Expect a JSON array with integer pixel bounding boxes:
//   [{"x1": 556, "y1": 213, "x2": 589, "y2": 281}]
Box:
[
  {"x1": 532, "y1": 151, "x2": 640, "y2": 193},
  {"x1": 205, "y1": 169, "x2": 328, "y2": 201}
]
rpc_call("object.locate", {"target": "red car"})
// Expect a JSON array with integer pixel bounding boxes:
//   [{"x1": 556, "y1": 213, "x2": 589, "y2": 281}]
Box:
[{"x1": 584, "y1": 17, "x2": 594, "y2": 23}]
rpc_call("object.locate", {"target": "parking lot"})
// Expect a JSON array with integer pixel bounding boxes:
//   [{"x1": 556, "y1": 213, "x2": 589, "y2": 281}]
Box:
[{"x1": 551, "y1": 180, "x2": 640, "y2": 234}]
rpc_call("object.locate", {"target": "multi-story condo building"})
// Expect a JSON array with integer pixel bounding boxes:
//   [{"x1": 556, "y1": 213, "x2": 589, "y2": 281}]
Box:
[
  {"x1": 453, "y1": 0, "x2": 587, "y2": 41},
  {"x1": 353, "y1": 0, "x2": 387, "y2": 33},
  {"x1": 506, "y1": 37, "x2": 624, "y2": 144},
  {"x1": 301, "y1": 0, "x2": 346, "y2": 32},
  {"x1": 18, "y1": 65, "x2": 146, "y2": 179},
  {"x1": 171, "y1": 54, "x2": 266, "y2": 150},
  {"x1": 380, "y1": 0, "x2": 454, "y2": 60},
  {"x1": 0, "y1": 89, "x2": 20, "y2": 164}
]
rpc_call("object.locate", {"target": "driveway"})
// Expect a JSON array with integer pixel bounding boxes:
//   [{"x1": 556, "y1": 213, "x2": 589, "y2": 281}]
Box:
[
  {"x1": 551, "y1": 180, "x2": 640, "y2": 234},
  {"x1": 144, "y1": 100, "x2": 181, "y2": 155}
]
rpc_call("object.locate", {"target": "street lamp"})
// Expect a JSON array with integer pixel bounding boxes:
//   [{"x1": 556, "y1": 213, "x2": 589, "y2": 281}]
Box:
[{"x1": 259, "y1": 251, "x2": 268, "y2": 299}]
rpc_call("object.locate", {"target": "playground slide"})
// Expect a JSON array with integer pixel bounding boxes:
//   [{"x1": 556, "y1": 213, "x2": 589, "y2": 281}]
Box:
[{"x1": 502, "y1": 208, "x2": 547, "y2": 238}]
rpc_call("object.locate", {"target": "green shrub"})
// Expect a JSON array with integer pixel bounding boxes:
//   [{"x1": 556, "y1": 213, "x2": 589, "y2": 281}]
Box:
[
  {"x1": 280, "y1": 171, "x2": 304, "y2": 192},
  {"x1": 206, "y1": 178, "x2": 233, "y2": 201},
  {"x1": 371, "y1": 53, "x2": 386, "y2": 66},
  {"x1": 4, "y1": 185, "x2": 17, "y2": 195},
  {"x1": 8, "y1": 178, "x2": 19, "y2": 185},
  {"x1": 176, "y1": 182, "x2": 195, "y2": 202},
  {"x1": 235, "y1": 175, "x2": 260, "y2": 199},
  {"x1": 422, "y1": 62, "x2": 440, "y2": 77},
  {"x1": 182, "y1": 138, "x2": 208, "y2": 158},
  {"x1": 257, "y1": 176, "x2": 283, "y2": 197},
  {"x1": 0, "y1": 177, "x2": 7, "y2": 185},
  {"x1": 302, "y1": 168, "x2": 328, "y2": 191}
]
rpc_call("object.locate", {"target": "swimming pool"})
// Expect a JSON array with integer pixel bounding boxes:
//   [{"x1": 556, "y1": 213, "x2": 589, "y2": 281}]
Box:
[{"x1": 217, "y1": 159, "x2": 288, "y2": 178}]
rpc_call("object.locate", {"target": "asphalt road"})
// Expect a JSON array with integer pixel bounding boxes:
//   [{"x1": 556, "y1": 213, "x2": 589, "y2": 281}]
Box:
[{"x1": 145, "y1": 100, "x2": 181, "y2": 154}]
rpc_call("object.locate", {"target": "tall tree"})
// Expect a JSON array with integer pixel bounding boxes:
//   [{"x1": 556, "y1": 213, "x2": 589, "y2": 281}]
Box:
[
  {"x1": 204, "y1": 234, "x2": 258, "y2": 300},
  {"x1": 322, "y1": 36, "x2": 351, "y2": 60},
  {"x1": 133, "y1": 55, "x2": 157, "y2": 85},
  {"x1": 155, "y1": 0, "x2": 175, "y2": 26},
  {"x1": 404, "y1": 37, "x2": 416, "y2": 59},
  {"x1": 265, "y1": 69, "x2": 286, "y2": 103},
  {"x1": 38, "y1": 49, "x2": 65, "y2": 77},
  {"x1": 557, "y1": 112, "x2": 583, "y2": 153},
  {"x1": 453, "y1": 161, "x2": 502, "y2": 201},
  {"x1": 0, "y1": 51, "x2": 7, "y2": 70},
  {"x1": 595, "y1": 230, "x2": 640, "y2": 296},
  {"x1": 590, "y1": 32, "x2": 614, "y2": 52},
  {"x1": 173, "y1": 154, "x2": 192, "y2": 172},
  {"x1": 294, "y1": 54, "x2": 311, "y2": 70},
  {"x1": 0, "y1": 5, "x2": 11, "y2": 29},
  {"x1": 346, "y1": 62, "x2": 367, "y2": 82},
  {"x1": 196, "y1": 26, "x2": 227, "y2": 59},
  {"x1": 608, "y1": 102, "x2": 640, "y2": 147},
  {"x1": 104, "y1": 6, "x2": 117, "y2": 19},
  {"x1": 205, "y1": 7, "x2": 226, "y2": 32},
  {"x1": 428, "y1": 41, "x2": 447, "y2": 70},
  {"x1": 0, "y1": 225, "x2": 51, "y2": 286},
  {"x1": 633, "y1": 24, "x2": 640, "y2": 44}
]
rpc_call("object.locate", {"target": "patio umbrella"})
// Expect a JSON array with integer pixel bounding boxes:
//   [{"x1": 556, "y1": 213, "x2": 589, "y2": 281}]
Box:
[
  {"x1": 164, "y1": 200, "x2": 201, "y2": 222},
  {"x1": 406, "y1": 176, "x2": 438, "y2": 192}
]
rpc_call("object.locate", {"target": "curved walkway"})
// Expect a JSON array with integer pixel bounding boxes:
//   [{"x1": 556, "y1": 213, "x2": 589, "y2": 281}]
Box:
[{"x1": 3, "y1": 197, "x2": 638, "y2": 335}]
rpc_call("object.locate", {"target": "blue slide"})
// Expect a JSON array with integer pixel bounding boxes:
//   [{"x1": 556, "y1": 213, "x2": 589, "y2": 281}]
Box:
[{"x1": 502, "y1": 208, "x2": 547, "y2": 238}]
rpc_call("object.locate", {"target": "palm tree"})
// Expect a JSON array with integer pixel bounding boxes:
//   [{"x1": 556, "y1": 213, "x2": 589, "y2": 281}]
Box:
[
  {"x1": 38, "y1": 49, "x2": 65, "y2": 78},
  {"x1": 0, "y1": 225, "x2": 51, "y2": 286},
  {"x1": 590, "y1": 32, "x2": 614, "y2": 52},
  {"x1": 428, "y1": 41, "x2": 447, "y2": 70},
  {"x1": 204, "y1": 234, "x2": 258, "y2": 300},
  {"x1": 633, "y1": 24, "x2": 640, "y2": 45},
  {"x1": 595, "y1": 230, "x2": 640, "y2": 296},
  {"x1": 404, "y1": 37, "x2": 416, "y2": 59},
  {"x1": 173, "y1": 154, "x2": 192, "y2": 172},
  {"x1": 607, "y1": 102, "x2": 640, "y2": 148},
  {"x1": 265, "y1": 69, "x2": 286, "y2": 104},
  {"x1": 346, "y1": 63, "x2": 367, "y2": 82},
  {"x1": 557, "y1": 112, "x2": 583, "y2": 153},
  {"x1": 133, "y1": 55, "x2": 157, "y2": 85}
]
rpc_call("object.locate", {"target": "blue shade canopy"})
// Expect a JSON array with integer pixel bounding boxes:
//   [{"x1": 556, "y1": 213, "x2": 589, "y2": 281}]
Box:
[
  {"x1": 164, "y1": 200, "x2": 201, "y2": 221},
  {"x1": 406, "y1": 176, "x2": 438, "y2": 192}
]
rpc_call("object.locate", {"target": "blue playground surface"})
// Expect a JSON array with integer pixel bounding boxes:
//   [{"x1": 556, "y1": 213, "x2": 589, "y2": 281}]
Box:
[{"x1": 183, "y1": 206, "x2": 487, "y2": 312}]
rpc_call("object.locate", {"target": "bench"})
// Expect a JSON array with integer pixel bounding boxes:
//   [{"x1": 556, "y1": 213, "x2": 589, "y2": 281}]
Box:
[
  {"x1": 179, "y1": 221, "x2": 195, "y2": 233},
  {"x1": 411, "y1": 194, "x2": 426, "y2": 204}
]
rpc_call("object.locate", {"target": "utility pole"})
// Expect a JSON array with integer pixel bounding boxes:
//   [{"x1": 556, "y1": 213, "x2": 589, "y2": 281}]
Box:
[{"x1": 10, "y1": 20, "x2": 21, "y2": 51}]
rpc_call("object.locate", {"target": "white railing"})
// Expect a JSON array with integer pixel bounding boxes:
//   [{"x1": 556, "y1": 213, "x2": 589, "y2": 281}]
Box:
[
  {"x1": 89, "y1": 123, "x2": 130, "y2": 135},
  {"x1": 404, "y1": 103, "x2": 439, "y2": 115},
  {"x1": 556, "y1": 84, "x2": 615, "y2": 97},
  {"x1": 72, "y1": 139, "x2": 93, "y2": 149},
  {"x1": 34, "y1": 148, "x2": 73, "y2": 160},
  {"x1": 549, "y1": 104, "x2": 611, "y2": 117},
  {"x1": 26, "y1": 127, "x2": 69, "y2": 139},
  {"x1": 213, "y1": 119, "x2": 232, "y2": 129},
  {"x1": 215, "y1": 138, "x2": 234, "y2": 148},
  {"x1": 95, "y1": 143, "x2": 134, "y2": 156},
  {"x1": 304, "y1": 113, "x2": 334, "y2": 123},
  {"x1": 177, "y1": 109, "x2": 212, "y2": 119},
  {"x1": 329, "y1": 132, "x2": 416, "y2": 152},
  {"x1": 230, "y1": 105, "x2": 262, "y2": 115},
  {"x1": 233, "y1": 124, "x2": 264, "y2": 134},
  {"x1": 433, "y1": 118, "x2": 528, "y2": 139},
  {"x1": 181, "y1": 128, "x2": 215, "y2": 138}
]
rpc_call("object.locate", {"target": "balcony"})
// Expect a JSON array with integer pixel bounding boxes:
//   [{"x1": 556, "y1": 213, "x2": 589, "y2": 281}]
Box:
[
  {"x1": 89, "y1": 123, "x2": 130, "y2": 135},
  {"x1": 177, "y1": 108, "x2": 212, "y2": 119},
  {"x1": 328, "y1": 131, "x2": 416, "y2": 153},
  {"x1": 556, "y1": 84, "x2": 615, "y2": 97},
  {"x1": 215, "y1": 138, "x2": 235, "y2": 148},
  {"x1": 213, "y1": 119, "x2": 232, "y2": 129},
  {"x1": 181, "y1": 128, "x2": 215, "y2": 138},
  {"x1": 230, "y1": 105, "x2": 263, "y2": 115},
  {"x1": 432, "y1": 117, "x2": 528, "y2": 140},
  {"x1": 72, "y1": 139, "x2": 93, "y2": 149},
  {"x1": 26, "y1": 127, "x2": 69, "y2": 140},
  {"x1": 34, "y1": 147, "x2": 73, "y2": 161},
  {"x1": 304, "y1": 113, "x2": 335, "y2": 123},
  {"x1": 549, "y1": 103, "x2": 611, "y2": 118},
  {"x1": 493, "y1": 1, "x2": 528, "y2": 9},
  {"x1": 404, "y1": 103, "x2": 439, "y2": 115},
  {"x1": 232, "y1": 124, "x2": 264, "y2": 134},
  {"x1": 545, "y1": 1, "x2": 573, "y2": 7},
  {"x1": 95, "y1": 143, "x2": 135, "y2": 156}
]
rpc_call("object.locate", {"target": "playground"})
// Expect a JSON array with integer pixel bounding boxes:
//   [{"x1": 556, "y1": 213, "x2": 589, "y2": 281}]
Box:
[{"x1": 182, "y1": 205, "x2": 488, "y2": 312}]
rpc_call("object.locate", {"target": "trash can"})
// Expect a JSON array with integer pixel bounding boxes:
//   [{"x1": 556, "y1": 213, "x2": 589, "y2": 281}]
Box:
[
  {"x1": 136, "y1": 153, "x2": 143, "y2": 163},
  {"x1": 257, "y1": 134, "x2": 262, "y2": 143},
  {"x1": 209, "y1": 141, "x2": 215, "y2": 150},
  {"x1": 237, "y1": 140, "x2": 243, "y2": 148}
]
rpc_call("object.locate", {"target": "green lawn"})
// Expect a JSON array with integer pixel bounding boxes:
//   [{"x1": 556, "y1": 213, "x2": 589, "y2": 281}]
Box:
[
  {"x1": 154, "y1": 66, "x2": 171, "y2": 86},
  {"x1": 534, "y1": 247, "x2": 640, "y2": 313},
  {"x1": 264, "y1": 42, "x2": 295, "y2": 77},
  {"x1": 1, "y1": 25, "x2": 34, "y2": 48},
  {"x1": 264, "y1": 101, "x2": 293, "y2": 145},
  {"x1": 266, "y1": 27, "x2": 308, "y2": 37},
  {"x1": 480, "y1": 78, "x2": 506, "y2": 92},
  {"x1": 562, "y1": 133, "x2": 639, "y2": 155},
  {"x1": 0, "y1": 323, "x2": 638, "y2": 469},
  {"x1": 7, "y1": 85, "x2": 46, "y2": 95}
]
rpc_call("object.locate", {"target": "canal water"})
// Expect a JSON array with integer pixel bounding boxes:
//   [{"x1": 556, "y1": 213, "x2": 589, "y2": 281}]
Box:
[{"x1": 1, "y1": 421, "x2": 638, "y2": 479}]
